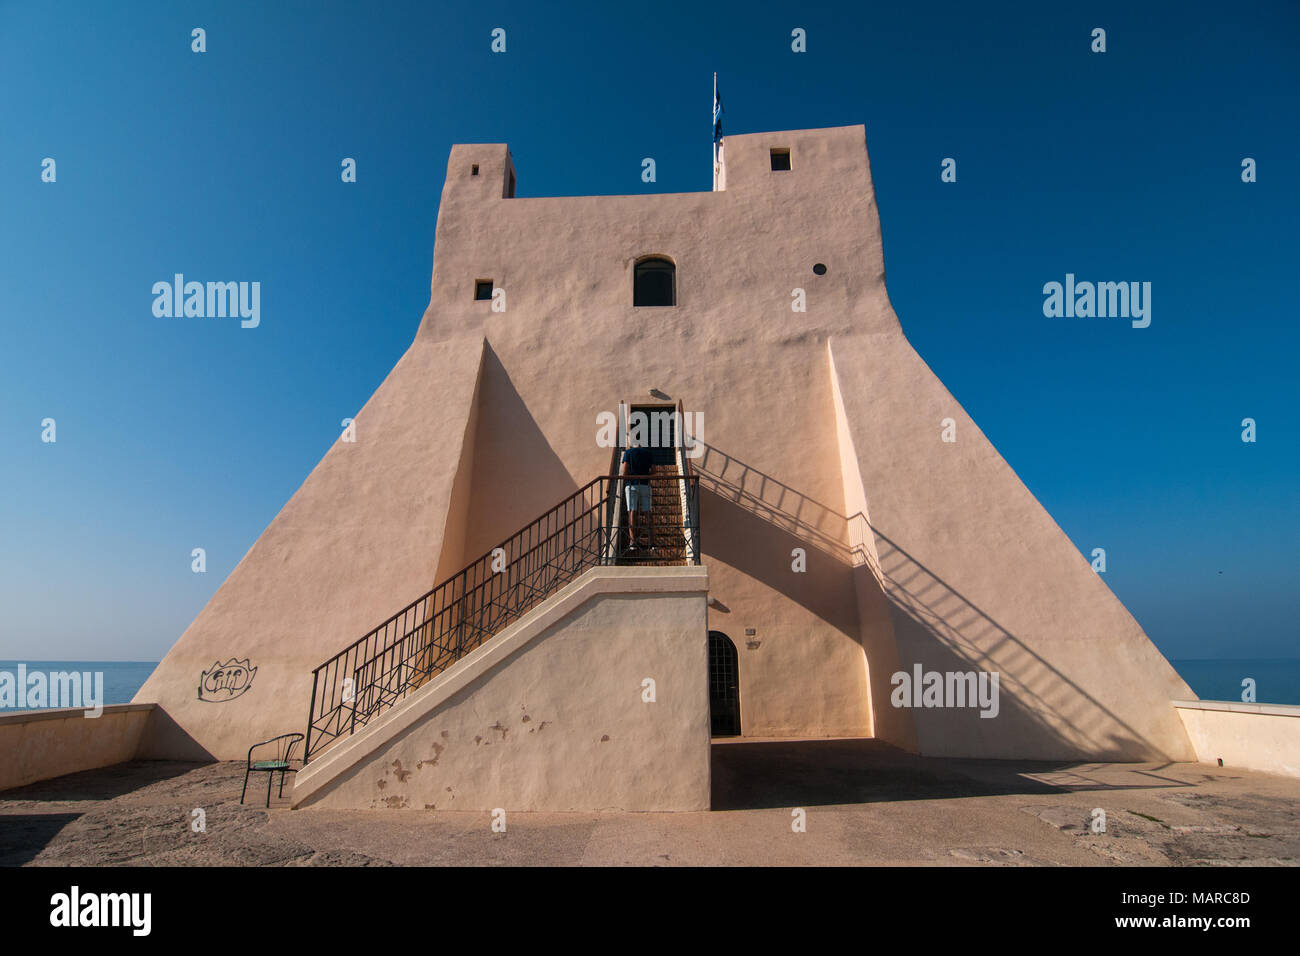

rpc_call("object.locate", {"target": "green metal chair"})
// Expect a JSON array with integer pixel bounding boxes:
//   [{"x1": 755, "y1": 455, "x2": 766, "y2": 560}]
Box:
[{"x1": 240, "y1": 733, "x2": 304, "y2": 808}]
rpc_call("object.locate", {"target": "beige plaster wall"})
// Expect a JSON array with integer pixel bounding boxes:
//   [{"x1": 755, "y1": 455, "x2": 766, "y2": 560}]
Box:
[
  {"x1": 828, "y1": 333, "x2": 1196, "y2": 760},
  {"x1": 294, "y1": 567, "x2": 711, "y2": 811},
  {"x1": 1176, "y1": 701, "x2": 1300, "y2": 778},
  {"x1": 828, "y1": 343, "x2": 913, "y2": 748},
  {"x1": 134, "y1": 335, "x2": 488, "y2": 759},
  {"x1": 0, "y1": 704, "x2": 154, "y2": 792}
]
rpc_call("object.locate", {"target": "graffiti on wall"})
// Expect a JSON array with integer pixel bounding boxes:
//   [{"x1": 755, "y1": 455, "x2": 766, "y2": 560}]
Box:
[{"x1": 198, "y1": 658, "x2": 258, "y2": 702}]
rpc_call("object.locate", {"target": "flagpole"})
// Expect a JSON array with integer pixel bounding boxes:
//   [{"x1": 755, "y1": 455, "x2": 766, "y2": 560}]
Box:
[{"x1": 712, "y1": 72, "x2": 718, "y2": 191}]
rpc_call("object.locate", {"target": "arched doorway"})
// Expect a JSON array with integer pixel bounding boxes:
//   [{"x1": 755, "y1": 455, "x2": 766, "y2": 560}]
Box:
[{"x1": 708, "y1": 630, "x2": 741, "y2": 737}]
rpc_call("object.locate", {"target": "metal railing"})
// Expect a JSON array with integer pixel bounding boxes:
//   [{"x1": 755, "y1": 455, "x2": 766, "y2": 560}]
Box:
[
  {"x1": 304, "y1": 473, "x2": 699, "y2": 762},
  {"x1": 675, "y1": 399, "x2": 700, "y2": 562}
]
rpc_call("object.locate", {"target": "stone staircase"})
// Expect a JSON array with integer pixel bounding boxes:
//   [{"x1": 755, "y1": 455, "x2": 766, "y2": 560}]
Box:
[{"x1": 617, "y1": 463, "x2": 688, "y2": 566}]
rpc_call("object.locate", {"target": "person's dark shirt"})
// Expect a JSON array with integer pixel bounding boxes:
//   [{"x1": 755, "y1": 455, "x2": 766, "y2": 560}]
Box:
[{"x1": 621, "y1": 447, "x2": 653, "y2": 486}]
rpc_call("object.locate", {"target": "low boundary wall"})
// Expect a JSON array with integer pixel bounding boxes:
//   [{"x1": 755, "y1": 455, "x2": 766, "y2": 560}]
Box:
[
  {"x1": 1174, "y1": 699, "x2": 1300, "y2": 779},
  {"x1": 0, "y1": 703, "x2": 157, "y2": 792}
]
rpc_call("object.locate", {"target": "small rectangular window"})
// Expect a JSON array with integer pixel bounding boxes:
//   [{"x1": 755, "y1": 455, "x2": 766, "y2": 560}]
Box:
[
  {"x1": 475, "y1": 280, "x2": 493, "y2": 301},
  {"x1": 770, "y1": 148, "x2": 791, "y2": 171},
  {"x1": 471, "y1": 164, "x2": 479, "y2": 176},
  {"x1": 633, "y1": 258, "x2": 676, "y2": 307}
]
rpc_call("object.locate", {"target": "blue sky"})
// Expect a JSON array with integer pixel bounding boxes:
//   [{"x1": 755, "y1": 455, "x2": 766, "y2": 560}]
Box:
[{"x1": 1, "y1": 0, "x2": 1296, "y2": 661}]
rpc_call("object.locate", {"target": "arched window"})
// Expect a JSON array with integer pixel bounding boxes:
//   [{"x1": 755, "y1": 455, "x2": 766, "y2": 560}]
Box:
[{"x1": 633, "y1": 257, "x2": 676, "y2": 306}]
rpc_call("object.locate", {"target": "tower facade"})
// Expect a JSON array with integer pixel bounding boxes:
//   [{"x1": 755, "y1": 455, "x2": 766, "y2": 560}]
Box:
[{"x1": 135, "y1": 125, "x2": 1196, "y2": 784}]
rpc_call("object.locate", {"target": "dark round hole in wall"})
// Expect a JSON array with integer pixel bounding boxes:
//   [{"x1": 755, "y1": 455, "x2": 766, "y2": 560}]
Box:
[{"x1": 813, "y1": 263, "x2": 827, "y2": 276}]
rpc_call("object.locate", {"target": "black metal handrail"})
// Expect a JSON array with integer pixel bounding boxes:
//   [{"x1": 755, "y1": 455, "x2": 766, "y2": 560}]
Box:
[
  {"x1": 304, "y1": 473, "x2": 699, "y2": 762},
  {"x1": 676, "y1": 399, "x2": 700, "y2": 559}
]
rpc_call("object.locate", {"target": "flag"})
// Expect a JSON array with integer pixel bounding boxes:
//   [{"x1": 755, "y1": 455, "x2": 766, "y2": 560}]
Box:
[{"x1": 713, "y1": 76, "x2": 725, "y2": 191}]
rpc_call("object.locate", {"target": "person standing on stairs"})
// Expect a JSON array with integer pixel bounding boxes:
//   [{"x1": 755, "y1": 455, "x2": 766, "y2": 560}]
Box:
[{"x1": 620, "y1": 437, "x2": 654, "y2": 551}]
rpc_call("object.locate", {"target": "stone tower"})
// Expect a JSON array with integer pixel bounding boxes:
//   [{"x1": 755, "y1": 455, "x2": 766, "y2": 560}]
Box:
[{"x1": 134, "y1": 125, "x2": 1195, "y2": 809}]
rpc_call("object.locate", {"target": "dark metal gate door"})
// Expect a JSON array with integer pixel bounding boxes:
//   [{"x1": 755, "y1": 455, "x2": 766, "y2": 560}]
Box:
[{"x1": 708, "y1": 630, "x2": 741, "y2": 737}]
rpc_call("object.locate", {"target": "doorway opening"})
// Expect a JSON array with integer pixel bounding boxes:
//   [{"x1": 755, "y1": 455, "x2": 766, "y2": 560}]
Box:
[
  {"x1": 708, "y1": 630, "x2": 741, "y2": 737},
  {"x1": 627, "y1": 404, "x2": 678, "y2": 465}
]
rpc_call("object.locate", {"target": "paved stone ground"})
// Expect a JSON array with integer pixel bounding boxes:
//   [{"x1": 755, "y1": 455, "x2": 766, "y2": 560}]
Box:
[{"x1": 2, "y1": 739, "x2": 1298, "y2": 866}]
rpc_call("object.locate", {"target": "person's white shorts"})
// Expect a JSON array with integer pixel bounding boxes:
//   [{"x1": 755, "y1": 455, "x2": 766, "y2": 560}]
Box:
[{"x1": 625, "y1": 484, "x2": 652, "y2": 512}]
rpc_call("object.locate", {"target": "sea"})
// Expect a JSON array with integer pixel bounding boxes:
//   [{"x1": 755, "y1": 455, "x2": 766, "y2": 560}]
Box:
[
  {"x1": 1, "y1": 659, "x2": 1298, "y2": 712},
  {"x1": 1167, "y1": 659, "x2": 1300, "y2": 707},
  {"x1": 0, "y1": 661, "x2": 158, "y2": 712}
]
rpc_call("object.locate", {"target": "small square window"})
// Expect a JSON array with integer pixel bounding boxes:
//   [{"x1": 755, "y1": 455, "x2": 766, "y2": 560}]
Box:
[
  {"x1": 770, "y1": 148, "x2": 791, "y2": 171},
  {"x1": 471, "y1": 164, "x2": 479, "y2": 176},
  {"x1": 475, "y1": 280, "x2": 493, "y2": 300}
]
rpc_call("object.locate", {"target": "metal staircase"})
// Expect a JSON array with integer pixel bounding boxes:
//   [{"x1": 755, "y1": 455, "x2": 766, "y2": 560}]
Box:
[{"x1": 303, "y1": 401, "x2": 700, "y2": 763}]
